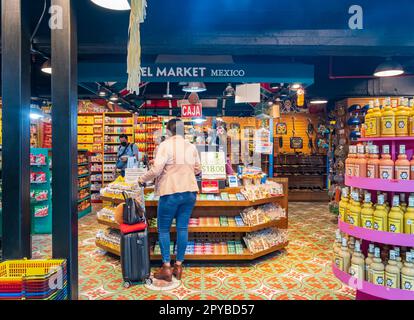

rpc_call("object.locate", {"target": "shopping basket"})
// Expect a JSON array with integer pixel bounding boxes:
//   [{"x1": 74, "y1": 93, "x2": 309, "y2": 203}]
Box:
[{"x1": 0, "y1": 259, "x2": 68, "y2": 300}]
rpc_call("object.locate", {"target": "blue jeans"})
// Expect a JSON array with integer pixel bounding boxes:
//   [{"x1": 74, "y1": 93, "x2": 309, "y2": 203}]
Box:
[{"x1": 157, "y1": 192, "x2": 197, "y2": 264}]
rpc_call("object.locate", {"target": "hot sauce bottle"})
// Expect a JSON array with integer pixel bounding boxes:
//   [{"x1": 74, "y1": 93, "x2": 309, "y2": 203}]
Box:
[
  {"x1": 381, "y1": 97, "x2": 396, "y2": 137},
  {"x1": 346, "y1": 146, "x2": 357, "y2": 177},
  {"x1": 395, "y1": 97, "x2": 410, "y2": 136},
  {"x1": 395, "y1": 145, "x2": 410, "y2": 180},
  {"x1": 355, "y1": 145, "x2": 367, "y2": 178},
  {"x1": 379, "y1": 145, "x2": 394, "y2": 180},
  {"x1": 388, "y1": 195, "x2": 403, "y2": 233},
  {"x1": 367, "y1": 145, "x2": 380, "y2": 179}
]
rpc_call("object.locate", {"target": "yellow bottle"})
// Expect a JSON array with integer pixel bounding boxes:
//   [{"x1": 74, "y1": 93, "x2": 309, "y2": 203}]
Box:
[
  {"x1": 383, "y1": 192, "x2": 390, "y2": 212},
  {"x1": 371, "y1": 247, "x2": 385, "y2": 286},
  {"x1": 373, "y1": 194, "x2": 388, "y2": 231},
  {"x1": 339, "y1": 187, "x2": 350, "y2": 222},
  {"x1": 388, "y1": 195, "x2": 404, "y2": 233},
  {"x1": 401, "y1": 252, "x2": 414, "y2": 291},
  {"x1": 348, "y1": 236, "x2": 356, "y2": 254},
  {"x1": 404, "y1": 195, "x2": 414, "y2": 234},
  {"x1": 385, "y1": 250, "x2": 401, "y2": 289},
  {"x1": 381, "y1": 97, "x2": 396, "y2": 137},
  {"x1": 395, "y1": 98, "x2": 410, "y2": 136},
  {"x1": 364, "y1": 100, "x2": 374, "y2": 137},
  {"x1": 361, "y1": 192, "x2": 374, "y2": 229},
  {"x1": 410, "y1": 99, "x2": 414, "y2": 137},
  {"x1": 400, "y1": 193, "x2": 407, "y2": 213},
  {"x1": 347, "y1": 191, "x2": 361, "y2": 227},
  {"x1": 371, "y1": 99, "x2": 382, "y2": 137},
  {"x1": 365, "y1": 243, "x2": 375, "y2": 282},
  {"x1": 394, "y1": 247, "x2": 404, "y2": 271},
  {"x1": 337, "y1": 238, "x2": 351, "y2": 272},
  {"x1": 350, "y1": 240, "x2": 365, "y2": 280},
  {"x1": 333, "y1": 230, "x2": 342, "y2": 263}
]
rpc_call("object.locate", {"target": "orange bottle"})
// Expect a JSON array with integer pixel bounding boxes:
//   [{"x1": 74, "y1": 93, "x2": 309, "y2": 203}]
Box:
[
  {"x1": 367, "y1": 145, "x2": 380, "y2": 179},
  {"x1": 395, "y1": 145, "x2": 411, "y2": 181},
  {"x1": 379, "y1": 145, "x2": 395, "y2": 180},
  {"x1": 346, "y1": 145, "x2": 357, "y2": 177},
  {"x1": 355, "y1": 145, "x2": 367, "y2": 178}
]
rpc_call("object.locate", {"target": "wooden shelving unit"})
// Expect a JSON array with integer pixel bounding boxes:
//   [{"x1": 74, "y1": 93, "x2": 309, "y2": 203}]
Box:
[
  {"x1": 96, "y1": 178, "x2": 289, "y2": 261},
  {"x1": 77, "y1": 150, "x2": 92, "y2": 218}
]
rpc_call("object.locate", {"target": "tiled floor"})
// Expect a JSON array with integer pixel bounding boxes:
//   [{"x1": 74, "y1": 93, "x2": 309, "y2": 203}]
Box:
[{"x1": 32, "y1": 202, "x2": 355, "y2": 300}]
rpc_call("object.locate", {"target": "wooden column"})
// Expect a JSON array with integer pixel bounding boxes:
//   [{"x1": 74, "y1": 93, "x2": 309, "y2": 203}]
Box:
[
  {"x1": 1, "y1": 0, "x2": 31, "y2": 259},
  {"x1": 51, "y1": 0, "x2": 78, "y2": 300}
]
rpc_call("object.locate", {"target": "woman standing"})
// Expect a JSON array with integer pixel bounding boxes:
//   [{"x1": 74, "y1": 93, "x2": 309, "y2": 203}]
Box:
[{"x1": 138, "y1": 119, "x2": 201, "y2": 282}]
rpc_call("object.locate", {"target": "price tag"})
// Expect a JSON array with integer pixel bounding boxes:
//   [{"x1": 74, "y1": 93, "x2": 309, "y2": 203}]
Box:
[{"x1": 201, "y1": 152, "x2": 226, "y2": 180}]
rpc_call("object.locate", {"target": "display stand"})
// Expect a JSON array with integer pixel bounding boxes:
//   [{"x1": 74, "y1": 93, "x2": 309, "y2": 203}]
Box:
[
  {"x1": 334, "y1": 137, "x2": 414, "y2": 300},
  {"x1": 96, "y1": 178, "x2": 289, "y2": 261},
  {"x1": 77, "y1": 150, "x2": 92, "y2": 218}
]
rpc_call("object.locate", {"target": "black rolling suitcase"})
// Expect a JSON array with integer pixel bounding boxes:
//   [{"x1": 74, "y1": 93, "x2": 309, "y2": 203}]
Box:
[{"x1": 120, "y1": 227, "x2": 152, "y2": 287}]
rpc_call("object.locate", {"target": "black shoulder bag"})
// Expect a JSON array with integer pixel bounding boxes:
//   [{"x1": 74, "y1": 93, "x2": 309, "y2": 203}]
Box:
[{"x1": 122, "y1": 191, "x2": 146, "y2": 225}]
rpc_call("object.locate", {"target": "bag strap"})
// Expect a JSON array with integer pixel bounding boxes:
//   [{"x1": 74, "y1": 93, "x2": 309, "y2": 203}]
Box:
[{"x1": 118, "y1": 143, "x2": 130, "y2": 160}]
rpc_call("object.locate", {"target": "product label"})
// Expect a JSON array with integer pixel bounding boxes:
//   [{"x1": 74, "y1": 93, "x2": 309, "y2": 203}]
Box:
[
  {"x1": 354, "y1": 165, "x2": 360, "y2": 177},
  {"x1": 339, "y1": 207, "x2": 346, "y2": 222},
  {"x1": 350, "y1": 263, "x2": 364, "y2": 280},
  {"x1": 382, "y1": 116, "x2": 395, "y2": 136},
  {"x1": 405, "y1": 219, "x2": 414, "y2": 234},
  {"x1": 385, "y1": 271, "x2": 399, "y2": 288},
  {"x1": 395, "y1": 116, "x2": 409, "y2": 136},
  {"x1": 347, "y1": 212, "x2": 360, "y2": 227},
  {"x1": 366, "y1": 118, "x2": 372, "y2": 136},
  {"x1": 334, "y1": 255, "x2": 344, "y2": 271},
  {"x1": 396, "y1": 166, "x2": 410, "y2": 180},
  {"x1": 411, "y1": 166, "x2": 414, "y2": 180},
  {"x1": 401, "y1": 274, "x2": 414, "y2": 291},
  {"x1": 372, "y1": 118, "x2": 380, "y2": 137},
  {"x1": 367, "y1": 164, "x2": 377, "y2": 179},
  {"x1": 372, "y1": 270, "x2": 385, "y2": 286},
  {"x1": 380, "y1": 166, "x2": 394, "y2": 180},
  {"x1": 346, "y1": 164, "x2": 354, "y2": 177},
  {"x1": 361, "y1": 216, "x2": 373, "y2": 229},
  {"x1": 388, "y1": 217, "x2": 402, "y2": 233},
  {"x1": 373, "y1": 216, "x2": 386, "y2": 231}
]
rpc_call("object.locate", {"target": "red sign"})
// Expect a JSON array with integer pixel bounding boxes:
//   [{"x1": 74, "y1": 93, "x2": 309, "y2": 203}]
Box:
[
  {"x1": 181, "y1": 103, "x2": 202, "y2": 118},
  {"x1": 201, "y1": 180, "x2": 219, "y2": 194}
]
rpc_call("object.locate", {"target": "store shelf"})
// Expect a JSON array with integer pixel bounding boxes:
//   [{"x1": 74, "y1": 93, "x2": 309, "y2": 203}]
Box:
[
  {"x1": 345, "y1": 175, "x2": 414, "y2": 192},
  {"x1": 78, "y1": 162, "x2": 89, "y2": 166},
  {"x1": 78, "y1": 195, "x2": 91, "y2": 203},
  {"x1": 30, "y1": 163, "x2": 48, "y2": 167},
  {"x1": 98, "y1": 217, "x2": 288, "y2": 233},
  {"x1": 332, "y1": 264, "x2": 414, "y2": 300},
  {"x1": 78, "y1": 206, "x2": 92, "y2": 219},
  {"x1": 105, "y1": 133, "x2": 133, "y2": 135},
  {"x1": 96, "y1": 241, "x2": 288, "y2": 261},
  {"x1": 105, "y1": 123, "x2": 133, "y2": 126},
  {"x1": 78, "y1": 173, "x2": 91, "y2": 178},
  {"x1": 338, "y1": 220, "x2": 414, "y2": 247},
  {"x1": 358, "y1": 137, "x2": 414, "y2": 142},
  {"x1": 30, "y1": 181, "x2": 48, "y2": 184},
  {"x1": 100, "y1": 195, "x2": 285, "y2": 207},
  {"x1": 78, "y1": 184, "x2": 91, "y2": 191}
]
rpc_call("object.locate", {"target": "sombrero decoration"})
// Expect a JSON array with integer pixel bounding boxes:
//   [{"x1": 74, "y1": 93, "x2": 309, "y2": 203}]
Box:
[{"x1": 127, "y1": 0, "x2": 148, "y2": 95}]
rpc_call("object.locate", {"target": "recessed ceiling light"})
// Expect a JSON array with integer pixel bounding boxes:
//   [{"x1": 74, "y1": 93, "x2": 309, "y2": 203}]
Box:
[
  {"x1": 374, "y1": 58, "x2": 405, "y2": 77},
  {"x1": 90, "y1": 0, "x2": 130, "y2": 10}
]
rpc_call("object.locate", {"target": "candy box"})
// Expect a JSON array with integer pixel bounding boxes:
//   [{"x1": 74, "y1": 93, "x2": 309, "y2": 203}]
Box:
[{"x1": 34, "y1": 205, "x2": 49, "y2": 218}]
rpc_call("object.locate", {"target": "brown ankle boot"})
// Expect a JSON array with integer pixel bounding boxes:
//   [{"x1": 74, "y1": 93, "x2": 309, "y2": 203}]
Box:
[
  {"x1": 173, "y1": 263, "x2": 183, "y2": 280},
  {"x1": 154, "y1": 265, "x2": 172, "y2": 282}
]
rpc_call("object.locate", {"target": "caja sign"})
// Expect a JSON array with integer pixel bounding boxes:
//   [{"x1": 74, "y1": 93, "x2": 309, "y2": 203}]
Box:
[{"x1": 181, "y1": 103, "x2": 202, "y2": 118}]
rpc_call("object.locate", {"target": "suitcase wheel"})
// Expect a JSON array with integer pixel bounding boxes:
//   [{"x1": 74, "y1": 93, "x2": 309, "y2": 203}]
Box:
[
  {"x1": 145, "y1": 278, "x2": 153, "y2": 285},
  {"x1": 123, "y1": 281, "x2": 132, "y2": 288}
]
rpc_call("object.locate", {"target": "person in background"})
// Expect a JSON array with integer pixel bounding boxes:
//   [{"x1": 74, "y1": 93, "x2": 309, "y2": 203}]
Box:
[
  {"x1": 116, "y1": 134, "x2": 139, "y2": 177},
  {"x1": 138, "y1": 119, "x2": 201, "y2": 282}
]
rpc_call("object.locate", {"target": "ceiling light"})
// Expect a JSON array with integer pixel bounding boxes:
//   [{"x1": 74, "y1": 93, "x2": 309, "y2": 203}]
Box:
[
  {"x1": 90, "y1": 0, "x2": 131, "y2": 10},
  {"x1": 41, "y1": 59, "x2": 52, "y2": 74},
  {"x1": 98, "y1": 86, "x2": 107, "y2": 97},
  {"x1": 183, "y1": 82, "x2": 207, "y2": 93},
  {"x1": 310, "y1": 99, "x2": 328, "y2": 104},
  {"x1": 291, "y1": 83, "x2": 301, "y2": 90},
  {"x1": 109, "y1": 93, "x2": 119, "y2": 102},
  {"x1": 224, "y1": 83, "x2": 235, "y2": 97},
  {"x1": 374, "y1": 58, "x2": 405, "y2": 77}
]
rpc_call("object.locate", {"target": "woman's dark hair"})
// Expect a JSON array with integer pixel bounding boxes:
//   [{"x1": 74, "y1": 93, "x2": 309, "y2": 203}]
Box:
[
  {"x1": 119, "y1": 134, "x2": 128, "y2": 140},
  {"x1": 166, "y1": 118, "x2": 184, "y2": 137}
]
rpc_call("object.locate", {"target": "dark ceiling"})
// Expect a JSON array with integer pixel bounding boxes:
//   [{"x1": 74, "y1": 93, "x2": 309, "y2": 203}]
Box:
[{"x1": 6, "y1": 0, "x2": 414, "y2": 114}]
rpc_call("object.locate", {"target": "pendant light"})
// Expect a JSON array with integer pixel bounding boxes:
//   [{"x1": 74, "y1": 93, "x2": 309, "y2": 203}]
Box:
[
  {"x1": 109, "y1": 93, "x2": 119, "y2": 102},
  {"x1": 41, "y1": 59, "x2": 52, "y2": 74},
  {"x1": 224, "y1": 83, "x2": 235, "y2": 97},
  {"x1": 91, "y1": 0, "x2": 131, "y2": 10},
  {"x1": 98, "y1": 85, "x2": 107, "y2": 97},
  {"x1": 290, "y1": 83, "x2": 302, "y2": 90},
  {"x1": 374, "y1": 58, "x2": 404, "y2": 77},
  {"x1": 182, "y1": 82, "x2": 207, "y2": 93}
]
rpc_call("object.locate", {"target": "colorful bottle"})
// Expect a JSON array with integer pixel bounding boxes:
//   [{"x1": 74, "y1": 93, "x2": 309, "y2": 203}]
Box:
[
  {"x1": 371, "y1": 99, "x2": 382, "y2": 138},
  {"x1": 367, "y1": 145, "x2": 380, "y2": 179},
  {"x1": 370, "y1": 247, "x2": 385, "y2": 286},
  {"x1": 364, "y1": 101, "x2": 374, "y2": 137},
  {"x1": 401, "y1": 252, "x2": 414, "y2": 291},
  {"x1": 395, "y1": 145, "x2": 410, "y2": 180},
  {"x1": 373, "y1": 194, "x2": 388, "y2": 231},
  {"x1": 361, "y1": 192, "x2": 374, "y2": 229},
  {"x1": 404, "y1": 195, "x2": 414, "y2": 234},
  {"x1": 347, "y1": 192, "x2": 361, "y2": 227},
  {"x1": 339, "y1": 187, "x2": 350, "y2": 222},
  {"x1": 395, "y1": 98, "x2": 410, "y2": 136},
  {"x1": 381, "y1": 97, "x2": 396, "y2": 137},
  {"x1": 410, "y1": 99, "x2": 414, "y2": 137},
  {"x1": 379, "y1": 145, "x2": 394, "y2": 180},
  {"x1": 350, "y1": 240, "x2": 365, "y2": 280},
  {"x1": 354, "y1": 145, "x2": 367, "y2": 178},
  {"x1": 338, "y1": 238, "x2": 351, "y2": 272},
  {"x1": 388, "y1": 195, "x2": 404, "y2": 233},
  {"x1": 348, "y1": 236, "x2": 356, "y2": 253},
  {"x1": 395, "y1": 247, "x2": 404, "y2": 271},
  {"x1": 333, "y1": 230, "x2": 342, "y2": 262},
  {"x1": 365, "y1": 244, "x2": 375, "y2": 282},
  {"x1": 346, "y1": 146, "x2": 357, "y2": 177},
  {"x1": 384, "y1": 193, "x2": 390, "y2": 212},
  {"x1": 385, "y1": 250, "x2": 401, "y2": 289},
  {"x1": 400, "y1": 193, "x2": 407, "y2": 213}
]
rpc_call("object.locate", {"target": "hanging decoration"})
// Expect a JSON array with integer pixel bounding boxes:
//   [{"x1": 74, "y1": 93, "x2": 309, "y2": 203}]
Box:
[{"x1": 127, "y1": 0, "x2": 148, "y2": 94}]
